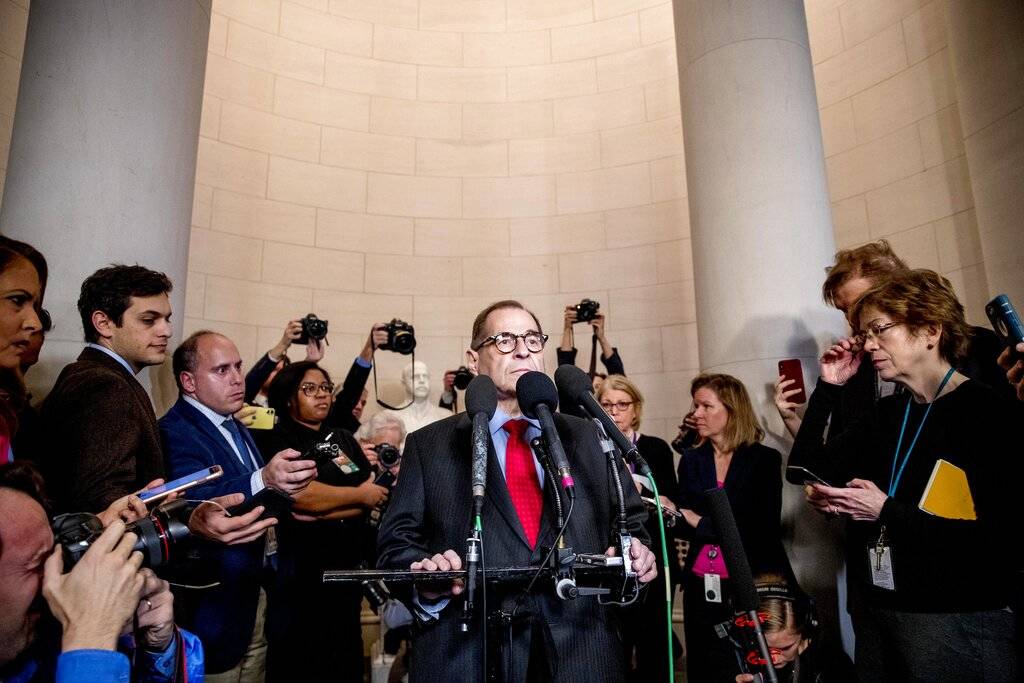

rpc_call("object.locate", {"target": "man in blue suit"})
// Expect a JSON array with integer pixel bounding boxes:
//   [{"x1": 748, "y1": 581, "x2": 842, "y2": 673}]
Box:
[{"x1": 159, "y1": 331, "x2": 317, "y2": 681}]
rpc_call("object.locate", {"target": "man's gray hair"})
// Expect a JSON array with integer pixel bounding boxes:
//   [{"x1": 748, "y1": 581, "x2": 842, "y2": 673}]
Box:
[{"x1": 355, "y1": 411, "x2": 407, "y2": 443}]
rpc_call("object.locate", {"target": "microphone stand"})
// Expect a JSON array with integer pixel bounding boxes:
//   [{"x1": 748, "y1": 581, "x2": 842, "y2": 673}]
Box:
[
  {"x1": 531, "y1": 437, "x2": 580, "y2": 600},
  {"x1": 590, "y1": 417, "x2": 634, "y2": 581}
]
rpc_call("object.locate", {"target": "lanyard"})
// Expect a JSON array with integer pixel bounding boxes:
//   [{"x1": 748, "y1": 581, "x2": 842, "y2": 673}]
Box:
[{"x1": 888, "y1": 366, "x2": 955, "y2": 496}]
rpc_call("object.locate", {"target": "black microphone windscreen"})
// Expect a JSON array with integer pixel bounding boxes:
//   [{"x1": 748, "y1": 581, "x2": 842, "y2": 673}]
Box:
[
  {"x1": 554, "y1": 364, "x2": 593, "y2": 404},
  {"x1": 465, "y1": 375, "x2": 497, "y2": 419},
  {"x1": 515, "y1": 371, "x2": 558, "y2": 420},
  {"x1": 705, "y1": 488, "x2": 759, "y2": 612}
]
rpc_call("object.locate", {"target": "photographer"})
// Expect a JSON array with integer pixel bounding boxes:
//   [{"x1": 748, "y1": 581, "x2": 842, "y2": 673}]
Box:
[
  {"x1": 0, "y1": 462, "x2": 202, "y2": 682},
  {"x1": 255, "y1": 361, "x2": 385, "y2": 681},
  {"x1": 559, "y1": 301, "x2": 624, "y2": 391}
]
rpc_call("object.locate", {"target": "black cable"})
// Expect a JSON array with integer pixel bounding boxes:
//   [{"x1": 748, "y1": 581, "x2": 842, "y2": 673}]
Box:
[
  {"x1": 510, "y1": 497, "x2": 575, "y2": 621},
  {"x1": 479, "y1": 527, "x2": 487, "y2": 683}
]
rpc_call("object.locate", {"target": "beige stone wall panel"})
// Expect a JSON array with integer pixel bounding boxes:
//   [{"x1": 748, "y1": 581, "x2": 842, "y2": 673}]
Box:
[
  {"x1": 594, "y1": 0, "x2": 665, "y2": 22},
  {"x1": 261, "y1": 241, "x2": 365, "y2": 291},
  {"x1": 205, "y1": 54, "x2": 275, "y2": 111},
  {"x1": 604, "y1": 199, "x2": 689, "y2": 247},
  {"x1": 933, "y1": 209, "x2": 983, "y2": 272},
  {"x1": 557, "y1": 162, "x2": 652, "y2": 214},
  {"x1": 416, "y1": 139, "x2": 509, "y2": 177},
  {"x1": 883, "y1": 222, "x2": 941, "y2": 271},
  {"x1": 327, "y1": 0, "x2": 418, "y2": 29},
  {"x1": 418, "y1": 0, "x2": 507, "y2": 32},
  {"x1": 321, "y1": 127, "x2": 416, "y2": 174},
  {"x1": 204, "y1": 275, "x2": 313, "y2": 327},
  {"x1": 316, "y1": 210, "x2": 414, "y2": 255},
  {"x1": 463, "y1": 101, "x2": 554, "y2": 140},
  {"x1": 414, "y1": 218, "x2": 511, "y2": 257},
  {"x1": 865, "y1": 155, "x2": 973, "y2": 236},
  {"x1": 595, "y1": 40, "x2": 677, "y2": 92},
  {"x1": 370, "y1": 98, "x2": 462, "y2": 140},
  {"x1": 199, "y1": 96, "x2": 222, "y2": 140},
  {"x1": 463, "y1": 255, "x2": 560, "y2": 297},
  {"x1": 818, "y1": 99, "x2": 858, "y2": 157},
  {"x1": 805, "y1": 4, "x2": 843, "y2": 65},
  {"x1": 508, "y1": 60, "x2": 598, "y2": 102},
  {"x1": 212, "y1": 189, "x2": 317, "y2": 245},
  {"x1": 654, "y1": 238, "x2": 694, "y2": 283},
  {"x1": 607, "y1": 327, "x2": 664, "y2": 373},
  {"x1": 508, "y1": 133, "x2": 602, "y2": 175},
  {"x1": 643, "y1": 78, "x2": 681, "y2": 120},
  {"x1": 372, "y1": 25, "x2": 463, "y2": 67},
  {"x1": 640, "y1": 4, "x2": 674, "y2": 45},
  {"x1": 267, "y1": 156, "x2": 368, "y2": 212},
  {"x1": 192, "y1": 184, "x2": 214, "y2": 229},
  {"x1": 943, "y1": 262, "x2": 991, "y2": 327},
  {"x1": 325, "y1": 52, "x2": 417, "y2": 99},
  {"x1": 812, "y1": 23, "x2": 907, "y2": 108},
  {"x1": 412, "y1": 295, "x2": 498, "y2": 337},
  {"x1": 508, "y1": 213, "x2": 607, "y2": 256},
  {"x1": 189, "y1": 228, "x2": 263, "y2": 281},
  {"x1": 185, "y1": 272, "x2": 206, "y2": 318},
  {"x1": 364, "y1": 254, "x2": 462, "y2": 296},
  {"x1": 213, "y1": 0, "x2": 281, "y2": 34},
  {"x1": 601, "y1": 116, "x2": 683, "y2": 167},
  {"x1": 227, "y1": 22, "x2": 326, "y2": 85},
  {"x1": 552, "y1": 87, "x2": 646, "y2": 135},
  {"x1": 208, "y1": 13, "x2": 228, "y2": 56},
  {"x1": 661, "y1": 322, "x2": 699, "y2": 372},
  {"x1": 312, "y1": 290, "x2": 414, "y2": 333},
  {"x1": 917, "y1": 103, "x2": 965, "y2": 168},
  {"x1": 649, "y1": 154, "x2": 688, "y2": 202},
  {"x1": 195, "y1": 138, "x2": 269, "y2": 195},
  {"x1": 418, "y1": 66, "x2": 508, "y2": 103},
  {"x1": 838, "y1": 0, "x2": 929, "y2": 50},
  {"x1": 280, "y1": 2, "x2": 372, "y2": 56},
  {"x1": 507, "y1": 0, "x2": 594, "y2": 32},
  {"x1": 903, "y1": 2, "x2": 947, "y2": 65},
  {"x1": 830, "y1": 195, "x2": 870, "y2": 248},
  {"x1": 273, "y1": 77, "x2": 371, "y2": 130},
  {"x1": 218, "y1": 101, "x2": 322, "y2": 162},
  {"x1": 366, "y1": 173, "x2": 462, "y2": 218},
  {"x1": 551, "y1": 14, "x2": 640, "y2": 62},
  {"x1": 462, "y1": 175, "x2": 559, "y2": 218},
  {"x1": 609, "y1": 282, "x2": 696, "y2": 330},
  {"x1": 558, "y1": 244, "x2": 658, "y2": 291},
  {"x1": 825, "y1": 123, "x2": 924, "y2": 200},
  {"x1": 185, "y1": 317, "x2": 260, "y2": 367},
  {"x1": 463, "y1": 31, "x2": 552, "y2": 68}
]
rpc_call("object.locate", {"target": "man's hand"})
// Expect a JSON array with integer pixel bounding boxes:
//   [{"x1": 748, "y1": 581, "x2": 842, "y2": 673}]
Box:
[
  {"x1": 605, "y1": 541, "x2": 658, "y2": 584},
  {"x1": 189, "y1": 493, "x2": 277, "y2": 545},
  {"x1": 820, "y1": 336, "x2": 863, "y2": 386},
  {"x1": 96, "y1": 482, "x2": 158, "y2": 528},
  {"x1": 261, "y1": 448, "x2": 317, "y2": 495},
  {"x1": 305, "y1": 338, "x2": 325, "y2": 362},
  {"x1": 359, "y1": 323, "x2": 390, "y2": 361},
  {"x1": 356, "y1": 474, "x2": 389, "y2": 507},
  {"x1": 411, "y1": 549, "x2": 463, "y2": 600},
  {"x1": 804, "y1": 484, "x2": 835, "y2": 516},
  {"x1": 360, "y1": 441, "x2": 380, "y2": 469},
  {"x1": 270, "y1": 319, "x2": 303, "y2": 360},
  {"x1": 997, "y1": 342, "x2": 1024, "y2": 401},
  {"x1": 563, "y1": 306, "x2": 578, "y2": 329},
  {"x1": 42, "y1": 521, "x2": 146, "y2": 653},
  {"x1": 815, "y1": 479, "x2": 888, "y2": 521},
  {"x1": 134, "y1": 569, "x2": 175, "y2": 652},
  {"x1": 235, "y1": 404, "x2": 259, "y2": 428},
  {"x1": 590, "y1": 313, "x2": 607, "y2": 340}
]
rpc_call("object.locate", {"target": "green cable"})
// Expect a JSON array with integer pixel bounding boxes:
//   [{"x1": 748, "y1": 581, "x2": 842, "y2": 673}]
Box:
[{"x1": 645, "y1": 473, "x2": 675, "y2": 681}]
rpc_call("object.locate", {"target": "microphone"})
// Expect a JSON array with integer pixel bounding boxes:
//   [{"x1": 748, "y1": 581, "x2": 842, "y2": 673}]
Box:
[
  {"x1": 465, "y1": 375, "x2": 497, "y2": 511},
  {"x1": 553, "y1": 365, "x2": 651, "y2": 477},
  {"x1": 705, "y1": 488, "x2": 778, "y2": 683},
  {"x1": 516, "y1": 371, "x2": 576, "y2": 500}
]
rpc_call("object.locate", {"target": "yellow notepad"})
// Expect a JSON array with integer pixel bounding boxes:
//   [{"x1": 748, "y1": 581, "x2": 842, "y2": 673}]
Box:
[{"x1": 918, "y1": 459, "x2": 976, "y2": 520}]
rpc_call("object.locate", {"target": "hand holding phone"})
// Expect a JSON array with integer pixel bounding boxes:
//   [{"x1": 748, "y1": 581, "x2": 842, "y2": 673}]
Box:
[
  {"x1": 138, "y1": 466, "x2": 223, "y2": 504},
  {"x1": 777, "y1": 359, "x2": 807, "y2": 405},
  {"x1": 987, "y1": 294, "x2": 1024, "y2": 363},
  {"x1": 227, "y1": 487, "x2": 294, "y2": 521},
  {"x1": 785, "y1": 465, "x2": 832, "y2": 488}
]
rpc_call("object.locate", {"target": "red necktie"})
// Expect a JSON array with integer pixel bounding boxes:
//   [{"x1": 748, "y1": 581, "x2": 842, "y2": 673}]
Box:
[{"x1": 503, "y1": 419, "x2": 543, "y2": 549}]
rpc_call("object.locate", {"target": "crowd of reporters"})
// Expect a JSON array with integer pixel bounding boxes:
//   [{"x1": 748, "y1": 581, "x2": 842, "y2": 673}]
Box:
[{"x1": 1, "y1": 229, "x2": 1022, "y2": 683}]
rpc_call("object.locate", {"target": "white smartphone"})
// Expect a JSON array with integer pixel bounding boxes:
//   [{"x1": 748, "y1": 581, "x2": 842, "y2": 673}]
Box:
[{"x1": 137, "y1": 465, "x2": 224, "y2": 504}]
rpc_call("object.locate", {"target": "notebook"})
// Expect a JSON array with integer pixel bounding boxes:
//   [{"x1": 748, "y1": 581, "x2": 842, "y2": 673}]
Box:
[{"x1": 918, "y1": 459, "x2": 976, "y2": 520}]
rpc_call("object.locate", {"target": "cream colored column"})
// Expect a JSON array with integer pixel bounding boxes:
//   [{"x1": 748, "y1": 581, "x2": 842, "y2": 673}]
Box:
[
  {"x1": 673, "y1": 0, "x2": 849, "y2": 651},
  {"x1": 0, "y1": 0, "x2": 211, "y2": 407},
  {"x1": 941, "y1": 0, "x2": 1024, "y2": 306}
]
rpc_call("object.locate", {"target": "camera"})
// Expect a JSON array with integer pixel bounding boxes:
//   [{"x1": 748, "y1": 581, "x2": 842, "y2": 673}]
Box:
[
  {"x1": 379, "y1": 318, "x2": 416, "y2": 355},
  {"x1": 373, "y1": 442, "x2": 401, "y2": 469},
  {"x1": 453, "y1": 366, "x2": 474, "y2": 391},
  {"x1": 574, "y1": 298, "x2": 600, "y2": 323},
  {"x1": 52, "y1": 500, "x2": 192, "y2": 570},
  {"x1": 303, "y1": 433, "x2": 343, "y2": 466},
  {"x1": 295, "y1": 313, "x2": 329, "y2": 345}
]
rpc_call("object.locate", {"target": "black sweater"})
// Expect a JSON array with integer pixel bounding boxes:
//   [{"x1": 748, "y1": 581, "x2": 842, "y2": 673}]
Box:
[{"x1": 790, "y1": 377, "x2": 1020, "y2": 612}]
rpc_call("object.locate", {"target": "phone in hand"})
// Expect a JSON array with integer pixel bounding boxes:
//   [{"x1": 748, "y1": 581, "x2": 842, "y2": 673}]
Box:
[
  {"x1": 137, "y1": 465, "x2": 223, "y2": 504},
  {"x1": 227, "y1": 486, "x2": 294, "y2": 521},
  {"x1": 785, "y1": 466, "x2": 832, "y2": 488},
  {"x1": 248, "y1": 407, "x2": 276, "y2": 430},
  {"x1": 778, "y1": 359, "x2": 808, "y2": 404},
  {"x1": 986, "y1": 294, "x2": 1024, "y2": 362}
]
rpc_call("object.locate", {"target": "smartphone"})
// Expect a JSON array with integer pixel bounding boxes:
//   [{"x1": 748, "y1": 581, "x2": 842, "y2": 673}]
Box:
[
  {"x1": 138, "y1": 465, "x2": 223, "y2": 504},
  {"x1": 778, "y1": 359, "x2": 808, "y2": 404},
  {"x1": 785, "y1": 466, "x2": 832, "y2": 488},
  {"x1": 227, "y1": 486, "x2": 294, "y2": 521},
  {"x1": 374, "y1": 469, "x2": 396, "y2": 489},
  {"x1": 640, "y1": 496, "x2": 682, "y2": 517},
  {"x1": 248, "y1": 407, "x2": 276, "y2": 430},
  {"x1": 986, "y1": 294, "x2": 1024, "y2": 362}
]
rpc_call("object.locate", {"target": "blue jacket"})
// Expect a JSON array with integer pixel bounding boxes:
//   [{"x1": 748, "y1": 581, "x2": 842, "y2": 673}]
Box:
[{"x1": 158, "y1": 397, "x2": 269, "y2": 674}]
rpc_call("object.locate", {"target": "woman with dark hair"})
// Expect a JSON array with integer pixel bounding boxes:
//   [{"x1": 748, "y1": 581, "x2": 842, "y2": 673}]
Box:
[
  {"x1": 790, "y1": 269, "x2": 1018, "y2": 680},
  {"x1": 0, "y1": 244, "x2": 43, "y2": 464},
  {"x1": 253, "y1": 360, "x2": 388, "y2": 682},
  {"x1": 676, "y1": 373, "x2": 791, "y2": 682}
]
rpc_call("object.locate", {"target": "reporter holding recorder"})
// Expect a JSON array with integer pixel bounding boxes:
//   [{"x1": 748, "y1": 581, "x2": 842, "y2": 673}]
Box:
[{"x1": 789, "y1": 269, "x2": 1018, "y2": 681}]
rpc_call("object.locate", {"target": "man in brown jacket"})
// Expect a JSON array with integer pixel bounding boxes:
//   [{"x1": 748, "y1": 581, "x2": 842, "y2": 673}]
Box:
[{"x1": 40, "y1": 265, "x2": 173, "y2": 513}]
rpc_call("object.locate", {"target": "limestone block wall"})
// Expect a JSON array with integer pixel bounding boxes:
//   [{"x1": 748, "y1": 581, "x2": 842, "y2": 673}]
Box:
[
  {"x1": 804, "y1": 0, "x2": 989, "y2": 324},
  {"x1": 185, "y1": 0, "x2": 697, "y2": 441},
  {"x1": 0, "y1": 0, "x2": 27, "y2": 197}
]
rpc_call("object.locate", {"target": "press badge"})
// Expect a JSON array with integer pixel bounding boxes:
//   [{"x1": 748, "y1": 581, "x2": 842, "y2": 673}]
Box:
[
  {"x1": 868, "y1": 544, "x2": 895, "y2": 590},
  {"x1": 333, "y1": 453, "x2": 361, "y2": 475},
  {"x1": 704, "y1": 573, "x2": 722, "y2": 603}
]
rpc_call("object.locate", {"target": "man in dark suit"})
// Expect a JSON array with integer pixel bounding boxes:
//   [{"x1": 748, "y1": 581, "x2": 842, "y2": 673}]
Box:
[
  {"x1": 160, "y1": 330, "x2": 317, "y2": 680},
  {"x1": 377, "y1": 300, "x2": 657, "y2": 682},
  {"x1": 40, "y1": 265, "x2": 174, "y2": 513}
]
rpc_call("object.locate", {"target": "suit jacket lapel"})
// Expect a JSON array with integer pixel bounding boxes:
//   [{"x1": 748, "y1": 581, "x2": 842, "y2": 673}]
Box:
[{"x1": 175, "y1": 399, "x2": 253, "y2": 477}]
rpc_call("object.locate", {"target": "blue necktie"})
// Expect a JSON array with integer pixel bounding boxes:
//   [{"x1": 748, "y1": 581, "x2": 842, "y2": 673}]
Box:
[{"x1": 222, "y1": 418, "x2": 257, "y2": 472}]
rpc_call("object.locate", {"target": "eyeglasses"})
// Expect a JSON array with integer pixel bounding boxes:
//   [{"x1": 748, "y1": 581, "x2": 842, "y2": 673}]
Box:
[
  {"x1": 300, "y1": 381, "x2": 335, "y2": 397},
  {"x1": 474, "y1": 331, "x2": 548, "y2": 354},
  {"x1": 600, "y1": 400, "x2": 634, "y2": 413},
  {"x1": 857, "y1": 320, "x2": 902, "y2": 342}
]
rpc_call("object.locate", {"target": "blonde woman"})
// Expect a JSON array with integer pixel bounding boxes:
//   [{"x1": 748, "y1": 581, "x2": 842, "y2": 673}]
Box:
[{"x1": 676, "y1": 373, "x2": 790, "y2": 682}]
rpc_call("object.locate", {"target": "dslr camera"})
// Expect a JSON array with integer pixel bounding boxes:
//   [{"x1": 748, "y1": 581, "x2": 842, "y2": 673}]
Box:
[
  {"x1": 52, "y1": 500, "x2": 192, "y2": 570},
  {"x1": 372, "y1": 442, "x2": 401, "y2": 470},
  {"x1": 295, "y1": 313, "x2": 329, "y2": 345},
  {"x1": 452, "y1": 366, "x2": 474, "y2": 391},
  {"x1": 574, "y1": 298, "x2": 600, "y2": 323},
  {"x1": 379, "y1": 319, "x2": 416, "y2": 355}
]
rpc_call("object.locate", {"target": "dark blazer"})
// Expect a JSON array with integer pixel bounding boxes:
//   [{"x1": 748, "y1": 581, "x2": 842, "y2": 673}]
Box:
[
  {"x1": 377, "y1": 411, "x2": 649, "y2": 683},
  {"x1": 39, "y1": 347, "x2": 164, "y2": 513},
  {"x1": 159, "y1": 397, "x2": 268, "y2": 674},
  {"x1": 675, "y1": 440, "x2": 790, "y2": 577}
]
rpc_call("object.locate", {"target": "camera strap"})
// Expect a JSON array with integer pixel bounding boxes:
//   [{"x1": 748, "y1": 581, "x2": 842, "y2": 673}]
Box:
[
  {"x1": 588, "y1": 333, "x2": 598, "y2": 378},
  {"x1": 371, "y1": 349, "x2": 416, "y2": 411}
]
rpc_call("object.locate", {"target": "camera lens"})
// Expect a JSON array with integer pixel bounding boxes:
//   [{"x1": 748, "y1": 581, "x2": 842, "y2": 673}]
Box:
[
  {"x1": 453, "y1": 366, "x2": 473, "y2": 390},
  {"x1": 375, "y1": 443, "x2": 401, "y2": 468}
]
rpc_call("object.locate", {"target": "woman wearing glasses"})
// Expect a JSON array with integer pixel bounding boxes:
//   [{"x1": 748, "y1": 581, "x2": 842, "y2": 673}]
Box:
[
  {"x1": 255, "y1": 360, "x2": 389, "y2": 681},
  {"x1": 790, "y1": 270, "x2": 1018, "y2": 681},
  {"x1": 596, "y1": 374, "x2": 680, "y2": 681},
  {"x1": 676, "y1": 373, "x2": 791, "y2": 682}
]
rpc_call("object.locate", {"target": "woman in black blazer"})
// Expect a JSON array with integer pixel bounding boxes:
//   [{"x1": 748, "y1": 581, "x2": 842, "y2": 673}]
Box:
[{"x1": 676, "y1": 373, "x2": 790, "y2": 683}]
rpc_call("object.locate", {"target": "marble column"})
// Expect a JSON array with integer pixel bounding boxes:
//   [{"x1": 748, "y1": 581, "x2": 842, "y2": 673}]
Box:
[
  {"x1": 672, "y1": 0, "x2": 850, "y2": 653},
  {"x1": 941, "y1": 0, "x2": 1024, "y2": 306},
  {"x1": 0, "y1": 0, "x2": 211, "y2": 409}
]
